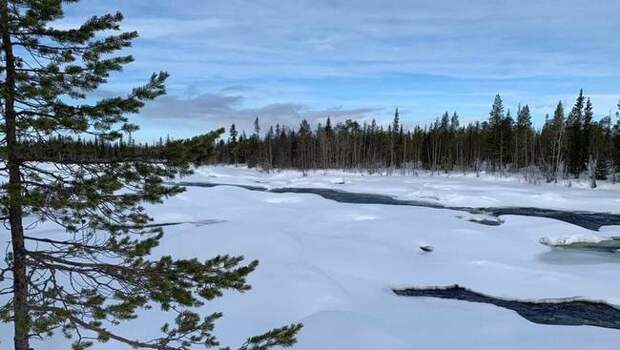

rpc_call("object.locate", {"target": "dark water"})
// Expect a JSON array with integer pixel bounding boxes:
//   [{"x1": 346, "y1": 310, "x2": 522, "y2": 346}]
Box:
[
  {"x1": 176, "y1": 182, "x2": 620, "y2": 231},
  {"x1": 394, "y1": 285, "x2": 620, "y2": 330}
]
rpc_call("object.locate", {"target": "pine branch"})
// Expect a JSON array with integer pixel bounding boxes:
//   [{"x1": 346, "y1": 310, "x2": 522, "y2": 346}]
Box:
[{"x1": 30, "y1": 305, "x2": 180, "y2": 350}]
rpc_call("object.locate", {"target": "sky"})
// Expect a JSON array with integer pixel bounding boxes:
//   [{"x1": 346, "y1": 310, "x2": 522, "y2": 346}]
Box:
[{"x1": 62, "y1": 0, "x2": 620, "y2": 140}]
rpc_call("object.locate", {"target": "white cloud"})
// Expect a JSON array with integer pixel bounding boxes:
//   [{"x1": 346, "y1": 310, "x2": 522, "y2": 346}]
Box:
[
  {"x1": 57, "y1": 0, "x2": 620, "y2": 135},
  {"x1": 140, "y1": 92, "x2": 383, "y2": 132}
]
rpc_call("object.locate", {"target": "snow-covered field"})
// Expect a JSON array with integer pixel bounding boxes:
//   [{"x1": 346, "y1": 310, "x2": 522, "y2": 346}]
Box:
[
  {"x1": 4, "y1": 165, "x2": 620, "y2": 349},
  {"x1": 185, "y1": 166, "x2": 620, "y2": 213}
]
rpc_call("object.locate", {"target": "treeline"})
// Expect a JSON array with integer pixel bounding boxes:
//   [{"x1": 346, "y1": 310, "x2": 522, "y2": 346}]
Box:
[
  {"x1": 1, "y1": 130, "x2": 223, "y2": 165},
  {"x1": 214, "y1": 91, "x2": 620, "y2": 187}
]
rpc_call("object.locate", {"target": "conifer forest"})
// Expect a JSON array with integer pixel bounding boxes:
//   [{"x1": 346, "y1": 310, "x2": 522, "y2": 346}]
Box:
[{"x1": 216, "y1": 92, "x2": 620, "y2": 187}]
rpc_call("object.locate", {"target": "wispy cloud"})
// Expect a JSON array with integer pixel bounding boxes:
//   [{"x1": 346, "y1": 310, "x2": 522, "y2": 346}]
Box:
[
  {"x1": 63, "y1": 0, "x2": 620, "y2": 80},
  {"x1": 58, "y1": 0, "x2": 620, "y2": 138},
  {"x1": 140, "y1": 92, "x2": 383, "y2": 132},
  {"x1": 220, "y1": 85, "x2": 254, "y2": 93}
]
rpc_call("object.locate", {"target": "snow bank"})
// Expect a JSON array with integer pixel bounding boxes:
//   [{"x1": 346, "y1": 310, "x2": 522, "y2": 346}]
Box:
[
  {"x1": 456, "y1": 212, "x2": 504, "y2": 226},
  {"x1": 540, "y1": 234, "x2": 620, "y2": 252},
  {"x1": 540, "y1": 234, "x2": 606, "y2": 247},
  {"x1": 183, "y1": 165, "x2": 620, "y2": 213}
]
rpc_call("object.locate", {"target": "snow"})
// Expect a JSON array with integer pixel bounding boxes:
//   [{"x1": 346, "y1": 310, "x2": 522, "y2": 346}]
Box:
[
  {"x1": 456, "y1": 212, "x2": 504, "y2": 225},
  {"x1": 540, "y1": 233, "x2": 606, "y2": 247},
  {"x1": 3, "y1": 165, "x2": 620, "y2": 349},
  {"x1": 185, "y1": 166, "x2": 620, "y2": 213},
  {"x1": 539, "y1": 233, "x2": 620, "y2": 253}
]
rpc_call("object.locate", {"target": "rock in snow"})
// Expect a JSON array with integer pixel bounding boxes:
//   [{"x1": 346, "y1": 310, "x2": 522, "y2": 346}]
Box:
[{"x1": 419, "y1": 245, "x2": 434, "y2": 253}]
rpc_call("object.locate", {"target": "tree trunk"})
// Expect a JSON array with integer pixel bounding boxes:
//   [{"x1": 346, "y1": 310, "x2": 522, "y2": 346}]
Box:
[
  {"x1": 589, "y1": 155, "x2": 597, "y2": 189},
  {"x1": 1, "y1": 3, "x2": 30, "y2": 348}
]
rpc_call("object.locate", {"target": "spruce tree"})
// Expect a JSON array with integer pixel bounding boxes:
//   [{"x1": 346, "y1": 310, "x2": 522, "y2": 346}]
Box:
[
  {"x1": 229, "y1": 123, "x2": 239, "y2": 164},
  {"x1": 247, "y1": 117, "x2": 261, "y2": 167},
  {"x1": 488, "y1": 94, "x2": 505, "y2": 170},
  {"x1": 450, "y1": 112, "x2": 461, "y2": 169},
  {"x1": 450, "y1": 112, "x2": 460, "y2": 132},
  {"x1": 583, "y1": 97, "x2": 594, "y2": 166},
  {"x1": 0, "y1": 2, "x2": 300, "y2": 350},
  {"x1": 322, "y1": 117, "x2": 333, "y2": 168},
  {"x1": 254, "y1": 117, "x2": 261, "y2": 138},
  {"x1": 297, "y1": 119, "x2": 312, "y2": 172},
  {"x1": 550, "y1": 101, "x2": 566, "y2": 180},
  {"x1": 566, "y1": 90, "x2": 586, "y2": 177},
  {"x1": 594, "y1": 115, "x2": 612, "y2": 180},
  {"x1": 392, "y1": 107, "x2": 400, "y2": 133},
  {"x1": 390, "y1": 108, "x2": 400, "y2": 168},
  {"x1": 515, "y1": 105, "x2": 532, "y2": 168},
  {"x1": 501, "y1": 109, "x2": 514, "y2": 168}
]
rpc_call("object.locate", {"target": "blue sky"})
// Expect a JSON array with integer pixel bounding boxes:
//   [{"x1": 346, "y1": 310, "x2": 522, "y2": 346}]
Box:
[{"x1": 62, "y1": 0, "x2": 620, "y2": 140}]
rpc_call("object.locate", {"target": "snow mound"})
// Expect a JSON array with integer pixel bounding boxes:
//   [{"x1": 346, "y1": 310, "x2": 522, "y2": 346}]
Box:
[
  {"x1": 540, "y1": 234, "x2": 620, "y2": 252},
  {"x1": 456, "y1": 212, "x2": 504, "y2": 226},
  {"x1": 540, "y1": 234, "x2": 605, "y2": 247}
]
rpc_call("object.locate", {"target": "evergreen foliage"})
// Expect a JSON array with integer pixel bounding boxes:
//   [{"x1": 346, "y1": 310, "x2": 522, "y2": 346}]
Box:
[
  {"x1": 0, "y1": 1, "x2": 300, "y2": 350},
  {"x1": 566, "y1": 90, "x2": 586, "y2": 177},
  {"x1": 487, "y1": 94, "x2": 506, "y2": 170},
  {"x1": 215, "y1": 92, "x2": 618, "y2": 183}
]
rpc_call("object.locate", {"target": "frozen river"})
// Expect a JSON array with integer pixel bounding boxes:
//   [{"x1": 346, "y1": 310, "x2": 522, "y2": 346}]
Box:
[{"x1": 5, "y1": 166, "x2": 620, "y2": 349}]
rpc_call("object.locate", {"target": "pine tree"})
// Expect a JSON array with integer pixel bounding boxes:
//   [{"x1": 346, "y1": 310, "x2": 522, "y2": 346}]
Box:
[
  {"x1": 254, "y1": 117, "x2": 261, "y2": 138},
  {"x1": 515, "y1": 105, "x2": 533, "y2": 168},
  {"x1": 583, "y1": 97, "x2": 594, "y2": 167},
  {"x1": 0, "y1": 2, "x2": 300, "y2": 350},
  {"x1": 450, "y1": 112, "x2": 460, "y2": 131},
  {"x1": 550, "y1": 101, "x2": 566, "y2": 181},
  {"x1": 488, "y1": 94, "x2": 505, "y2": 170},
  {"x1": 566, "y1": 90, "x2": 586, "y2": 177},
  {"x1": 264, "y1": 125, "x2": 274, "y2": 170},
  {"x1": 594, "y1": 115, "x2": 612, "y2": 180},
  {"x1": 392, "y1": 108, "x2": 401, "y2": 133},
  {"x1": 501, "y1": 109, "x2": 514, "y2": 168},
  {"x1": 322, "y1": 117, "x2": 334, "y2": 168},
  {"x1": 297, "y1": 119, "x2": 312, "y2": 172},
  {"x1": 247, "y1": 117, "x2": 261, "y2": 167},
  {"x1": 229, "y1": 123, "x2": 239, "y2": 164},
  {"x1": 390, "y1": 108, "x2": 400, "y2": 168},
  {"x1": 450, "y1": 112, "x2": 462, "y2": 169}
]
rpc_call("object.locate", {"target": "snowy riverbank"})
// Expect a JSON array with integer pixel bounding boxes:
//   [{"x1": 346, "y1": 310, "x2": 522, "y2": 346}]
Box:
[
  {"x1": 184, "y1": 166, "x2": 620, "y2": 213},
  {"x1": 3, "y1": 165, "x2": 620, "y2": 349}
]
